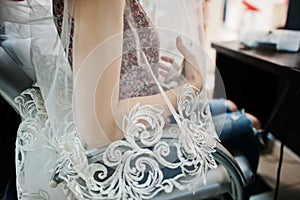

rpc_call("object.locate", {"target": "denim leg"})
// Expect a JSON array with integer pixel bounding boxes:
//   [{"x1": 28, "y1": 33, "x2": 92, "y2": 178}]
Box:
[
  {"x1": 213, "y1": 111, "x2": 260, "y2": 173},
  {"x1": 208, "y1": 98, "x2": 231, "y2": 116}
]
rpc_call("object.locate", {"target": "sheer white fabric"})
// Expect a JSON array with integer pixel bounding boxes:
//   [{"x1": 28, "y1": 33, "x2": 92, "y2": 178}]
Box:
[{"x1": 0, "y1": 0, "x2": 220, "y2": 199}]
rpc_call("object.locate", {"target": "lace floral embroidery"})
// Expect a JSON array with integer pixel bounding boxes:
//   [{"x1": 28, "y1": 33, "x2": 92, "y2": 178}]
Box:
[{"x1": 15, "y1": 84, "x2": 218, "y2": 200}]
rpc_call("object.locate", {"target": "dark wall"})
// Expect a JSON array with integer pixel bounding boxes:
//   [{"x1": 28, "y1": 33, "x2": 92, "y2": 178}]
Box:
[{"x1": 284, "y1": 0, "x2": 300, "y2": 30}]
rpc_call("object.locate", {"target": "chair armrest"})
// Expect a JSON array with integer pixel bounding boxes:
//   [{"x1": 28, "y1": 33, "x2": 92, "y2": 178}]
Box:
[{"x1": 214, "y1": 142, "x2": 247, "y2": 186}]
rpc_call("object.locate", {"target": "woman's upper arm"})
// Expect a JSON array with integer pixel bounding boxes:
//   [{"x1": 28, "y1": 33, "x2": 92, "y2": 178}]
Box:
[{"x1": 73, "y1": 0, "x2": 125, "y2": 72}]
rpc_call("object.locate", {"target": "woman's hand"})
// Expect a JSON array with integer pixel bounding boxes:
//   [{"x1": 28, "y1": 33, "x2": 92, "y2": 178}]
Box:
[{"x1": 159, "y1": 36, "x2": 203, "y2": 90}]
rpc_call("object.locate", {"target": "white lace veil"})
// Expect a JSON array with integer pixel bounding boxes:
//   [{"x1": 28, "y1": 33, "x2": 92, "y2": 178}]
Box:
[{"x1": 0, "y1": 0, "x2": 220, "y2": 199}]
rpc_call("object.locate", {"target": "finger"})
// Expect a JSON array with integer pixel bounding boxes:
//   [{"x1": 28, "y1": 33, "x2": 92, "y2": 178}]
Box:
[
  {"x1": 158, "y1": 69, "x2": 168, "y2": 78},
  {"x1": 158, "y1": 63, "x2": 171, "y2": 71},
  {"x1": 176, "y1": 36, "x2": 191, "y2": 58},
  {"x1": 161, "y1": 56, "x2": 174, "y2": 63}
]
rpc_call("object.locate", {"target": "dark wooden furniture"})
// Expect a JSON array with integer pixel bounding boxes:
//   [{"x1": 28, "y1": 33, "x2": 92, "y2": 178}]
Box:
[{"x1": 212, "y1": 41, "x2": 300, "y2": 155}]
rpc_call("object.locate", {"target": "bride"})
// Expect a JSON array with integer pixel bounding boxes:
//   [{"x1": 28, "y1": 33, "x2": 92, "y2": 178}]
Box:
[{"x1": 0, "y1": 0, "x2": 219, "y2": 199}]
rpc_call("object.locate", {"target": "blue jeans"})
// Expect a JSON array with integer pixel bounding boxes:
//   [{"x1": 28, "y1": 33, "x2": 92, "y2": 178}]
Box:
[{"x1": 209, "y1": 99, "x2": 260, "y2": 173}]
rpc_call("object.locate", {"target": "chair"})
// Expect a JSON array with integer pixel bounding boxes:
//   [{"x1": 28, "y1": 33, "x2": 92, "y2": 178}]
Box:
[{"x1": 0, "y1": 41, "x2": 255, "y2": 199}]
